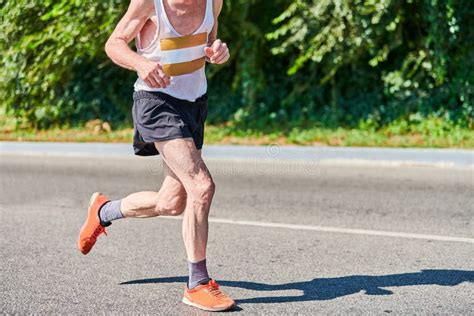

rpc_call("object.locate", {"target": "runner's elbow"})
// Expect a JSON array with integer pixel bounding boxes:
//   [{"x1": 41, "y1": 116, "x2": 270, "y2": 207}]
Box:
[
  {"x1": 104, "y1": 37, "x2": 117, "y2": 59},
  {"x1": 105, "y1": 36, "x2": 122, "y2": 58}
]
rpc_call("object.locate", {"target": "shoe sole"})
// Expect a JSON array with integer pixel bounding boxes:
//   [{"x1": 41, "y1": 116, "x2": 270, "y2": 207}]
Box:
[
  {"x1": 77, "y1": 192, "x2": 102, "y2": 255},
  {"x1": 182, "y1": 297, "x2": 234, "y2": 312}
]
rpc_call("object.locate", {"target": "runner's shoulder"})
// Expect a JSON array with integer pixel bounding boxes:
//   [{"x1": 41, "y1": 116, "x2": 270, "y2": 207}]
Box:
[
  {"x1": 213, "y1": 0, "x2": 223, "y2": 15},
  {"x1": 128, "y1": 0, "x2": 155, "y2": 17}
]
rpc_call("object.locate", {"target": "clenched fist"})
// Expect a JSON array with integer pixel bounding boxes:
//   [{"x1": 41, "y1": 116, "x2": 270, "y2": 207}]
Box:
[
  {"x1": 136, "y1": 59, "x2": 171, "y2": 88},
  {"x1": 205, "y1": 39, "x2": 230, "y2": 65}
]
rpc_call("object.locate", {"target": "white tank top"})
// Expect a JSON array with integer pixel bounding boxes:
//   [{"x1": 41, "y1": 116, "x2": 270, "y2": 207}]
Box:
[{"x1": 134, "y1": 0, "x2": 214, "y2": 102}]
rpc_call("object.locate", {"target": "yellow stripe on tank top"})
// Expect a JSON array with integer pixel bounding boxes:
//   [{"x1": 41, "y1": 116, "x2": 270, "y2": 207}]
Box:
[
  {"x1": 162, "y1": 57, "x2": 206, "y2": 76},
  {"x1": 159, "y1": 32, "x2": 208, "y2": 76},
  {"x1": 160, "y1": 32, "x2": 208, "y2": 51}
]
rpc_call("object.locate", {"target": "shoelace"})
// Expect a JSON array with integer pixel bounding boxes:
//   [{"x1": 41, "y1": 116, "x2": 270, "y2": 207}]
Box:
[
  {"x1": 207, "y1": 280, "x2": 227, "y2": 300},
  {"x1": 92, "y1": 225, "x2": 107, "y2": 239}
]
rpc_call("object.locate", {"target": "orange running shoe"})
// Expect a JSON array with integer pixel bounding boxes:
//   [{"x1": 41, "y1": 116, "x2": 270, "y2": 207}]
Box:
[
  {"x1": 77, "y1": 192, "x2": 110, "y2": 255},
  {"x1": 182, "y1": 279, "x2": 235, "y2": 312}
]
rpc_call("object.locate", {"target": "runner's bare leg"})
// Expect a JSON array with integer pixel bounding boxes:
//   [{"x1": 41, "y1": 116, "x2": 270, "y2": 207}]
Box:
[
  {"x1": 120, "y1": 163, "x2": 187, "y2": 218},
  {"x1": 154, "y1": 138, "x2": 214, "y2": 262}
]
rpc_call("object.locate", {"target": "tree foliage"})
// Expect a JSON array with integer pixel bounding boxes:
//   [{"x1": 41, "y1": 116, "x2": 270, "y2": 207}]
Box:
[
  {"x1": 1, "y1": 0, "x2": 472, "y2": 130},
  {"x1": 265, "y1": 0, "x2": 474, "y2": 129},
  {"x1": 1, "y1": 0, "x2": 131, "y2": 128}
]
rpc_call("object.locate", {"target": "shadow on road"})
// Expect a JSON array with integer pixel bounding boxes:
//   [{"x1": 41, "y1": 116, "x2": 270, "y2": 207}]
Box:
[{"x1": 120, "y1": 269, "x2": 474, "y2": 303}]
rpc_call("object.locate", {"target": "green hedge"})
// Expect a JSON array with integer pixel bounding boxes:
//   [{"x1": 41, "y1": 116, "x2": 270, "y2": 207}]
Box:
[{"x1": 1, "y1": 0, "x2": 473, "y2": 130}]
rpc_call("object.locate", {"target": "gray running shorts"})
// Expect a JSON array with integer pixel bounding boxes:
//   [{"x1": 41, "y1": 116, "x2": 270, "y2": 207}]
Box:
[{"x1": 132, "y1": 90, "x2": 208, "y2": 156}]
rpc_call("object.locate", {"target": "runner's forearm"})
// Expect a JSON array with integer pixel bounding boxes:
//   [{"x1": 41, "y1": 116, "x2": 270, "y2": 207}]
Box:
[{"x1": 105, "y1": 39, "x2": 148, "y2": 72}]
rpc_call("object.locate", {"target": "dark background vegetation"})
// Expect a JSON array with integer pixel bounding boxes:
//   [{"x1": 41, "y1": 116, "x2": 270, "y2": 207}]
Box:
[{"x1": 1, "y1": 0, "x2": 473, "y2": 135}]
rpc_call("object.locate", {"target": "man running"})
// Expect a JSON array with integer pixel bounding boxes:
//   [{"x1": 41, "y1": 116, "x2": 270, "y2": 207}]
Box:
[{"x1": 77, "y1": 0, "x2": 234, "y2": 312}]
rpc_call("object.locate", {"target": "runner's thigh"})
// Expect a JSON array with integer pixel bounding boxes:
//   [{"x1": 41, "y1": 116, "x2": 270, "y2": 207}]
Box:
[{"x1": 154, "y1": 138, "x2": 212, "y2": 192}]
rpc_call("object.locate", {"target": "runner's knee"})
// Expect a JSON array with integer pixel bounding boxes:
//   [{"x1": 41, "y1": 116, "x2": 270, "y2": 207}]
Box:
[{"x1": 189, "y1": 178, "x2": 215, "y2": 206}]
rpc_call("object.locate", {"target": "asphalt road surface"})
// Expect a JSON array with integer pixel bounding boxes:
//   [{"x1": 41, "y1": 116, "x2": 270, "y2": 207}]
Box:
[{"x1": 1, "y1": 154, "x2": 473, "y2": 314}]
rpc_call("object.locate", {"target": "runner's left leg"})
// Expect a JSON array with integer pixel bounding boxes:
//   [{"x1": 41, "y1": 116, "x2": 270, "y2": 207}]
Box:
[
  {"x1": 154, "y1": 138, "x2": 213, "y2": 262},
  {"x1": 153, "y1": 138, "x2": 235, "y2": 311}
]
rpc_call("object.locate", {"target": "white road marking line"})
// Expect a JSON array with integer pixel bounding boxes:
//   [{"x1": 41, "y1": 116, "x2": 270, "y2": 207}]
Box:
[{"x1": 162, "y1": 216, "x2": 474, "y2": 243}]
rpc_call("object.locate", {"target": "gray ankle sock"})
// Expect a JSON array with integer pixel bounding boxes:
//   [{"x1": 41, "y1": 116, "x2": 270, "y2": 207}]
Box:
[
  {"x1": 188, "y1": 259, "x2": 210, "y2": 289},
  {"x1": 99, "y1": 200, "x2": 124, "y2": 224}
]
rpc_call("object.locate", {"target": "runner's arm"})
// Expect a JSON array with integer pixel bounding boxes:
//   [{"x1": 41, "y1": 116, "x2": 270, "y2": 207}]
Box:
[
  {"x1": 205, "y1": 0, "x2": 229, "y2": 65},
  {"x1": 208, "y1": 0, "x2": 223, "y2": 45},
  {"x1": 105, "y1": 0, "x2": 170, "y2": 88}
]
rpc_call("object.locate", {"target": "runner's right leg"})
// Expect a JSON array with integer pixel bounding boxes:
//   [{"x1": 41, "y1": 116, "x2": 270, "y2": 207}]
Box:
[
  {"x1": 121, "y1": 163, "x2": 187, "y2": 218},
  {"x1": 78, "y1": 163, "x2": 187, "y2": 254}
]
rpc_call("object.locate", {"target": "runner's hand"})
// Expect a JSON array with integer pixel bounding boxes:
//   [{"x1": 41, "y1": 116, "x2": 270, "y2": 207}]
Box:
[
  {"x1": 205, "y1": 39, "x2": 230, "y2": 64},
  {"x1": 136, "y1": 60, "x2": 171, "y2": 88}
]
